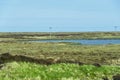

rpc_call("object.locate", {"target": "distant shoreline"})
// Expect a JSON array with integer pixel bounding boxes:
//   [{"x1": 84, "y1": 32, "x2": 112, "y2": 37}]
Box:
[{"x1": 0, "y1": 32, "x2": 120, "y2": 41}]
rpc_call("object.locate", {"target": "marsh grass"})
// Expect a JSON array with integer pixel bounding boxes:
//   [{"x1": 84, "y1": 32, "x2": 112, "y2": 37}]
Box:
[
  {"x1": 0, "y1": 32, "x2": 120, "y2": 79},
  {"x1": 0, "y1": 42, "x2": 120, "y2": 64}
]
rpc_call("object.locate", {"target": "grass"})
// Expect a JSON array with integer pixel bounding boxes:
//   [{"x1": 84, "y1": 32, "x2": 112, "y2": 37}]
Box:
[
  {"x1": 0, "y1": 32, "x2": 120, "y2": 79},
  {"x1": 1, "y1": 32, "x2": 120, "y2": 40},
  {"x1": 0, "y1": 41, "x2": 120, "y2": 64},
  {"x1": 0, "y1": 62, "x2": 120, "y2": 80}
]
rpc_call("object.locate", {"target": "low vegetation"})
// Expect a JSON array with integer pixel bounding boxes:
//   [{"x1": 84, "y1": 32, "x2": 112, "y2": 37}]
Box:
[
  {"x1": 0, "y1": 32, "x2": 120, "y2": 40},
  {"x1": 0, "y1": 41, "x2": 120, "y2": 65},
  {"x1": 0, "y1": 62, "x2": 120, "y2": 80},
  {"x1": 0, "y1": 32, "x2": 120, "y2": 80}
]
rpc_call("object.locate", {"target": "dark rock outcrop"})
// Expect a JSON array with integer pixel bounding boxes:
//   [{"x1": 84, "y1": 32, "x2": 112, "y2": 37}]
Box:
[
  {"x1": 92, "y1": 63, "x2": 101, "y2": 67},
  {"x1": 102, "y1": 77, "x2": 109, "y2": 80},
  {"x1": 113, "y1": 74, "x2": 120, "y2": 80}
]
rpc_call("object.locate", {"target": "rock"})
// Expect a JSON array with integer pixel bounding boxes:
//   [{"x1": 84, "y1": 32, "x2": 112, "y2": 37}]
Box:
[
  {"x1": 78, "y1": 62, "x2": 84, "y2": 65},
  {"x1": 113, "y1": 74, "x2": 120, "y2": 80},
  {"x1": 102, "y1": 77, "x2": 109, "y2": 80},
  {"x1": 92, "y1": 63, "x2": 101, "y2": 67}
]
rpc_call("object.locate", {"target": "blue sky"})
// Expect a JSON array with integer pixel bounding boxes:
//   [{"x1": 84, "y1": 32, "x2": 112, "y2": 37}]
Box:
[{"x1": 0, "y1": 0, "x2": 120, "y2": 32}]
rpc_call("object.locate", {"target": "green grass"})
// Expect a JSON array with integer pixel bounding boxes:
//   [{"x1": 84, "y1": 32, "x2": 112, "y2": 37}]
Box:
[{"x1": 0, "y1": 62, "x2": 120, "y2": 80}]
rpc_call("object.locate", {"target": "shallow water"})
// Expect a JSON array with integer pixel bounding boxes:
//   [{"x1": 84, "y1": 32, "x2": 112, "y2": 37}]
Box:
[{"x1": 32, "y1": 39, "x2": 120, "y2": 45}]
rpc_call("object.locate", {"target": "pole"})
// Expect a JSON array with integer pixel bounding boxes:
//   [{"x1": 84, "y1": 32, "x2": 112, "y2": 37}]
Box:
[
  {"x1": 49, "y1": 27, "x2": 52, "y2": 39},
  {"x1": 114, "y1": 26, "x2": 117, "y2": 32}
]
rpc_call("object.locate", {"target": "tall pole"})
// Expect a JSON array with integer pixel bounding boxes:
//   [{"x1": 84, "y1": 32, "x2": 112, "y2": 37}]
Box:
[
  {"x1": 49, "y1": 27, "x2": 52, "y2": 39},
  {"x1": 114, "y1": 26, "x2": 117, "y2": 32}
]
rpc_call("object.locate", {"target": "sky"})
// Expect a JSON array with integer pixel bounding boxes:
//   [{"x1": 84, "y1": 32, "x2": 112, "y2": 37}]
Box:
[{"x1": 0, "y1": 0, "x2": 120, "y2": 32}]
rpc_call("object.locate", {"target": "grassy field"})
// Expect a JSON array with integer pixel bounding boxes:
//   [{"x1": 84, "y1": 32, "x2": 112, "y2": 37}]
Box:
[
  {"x1": 0, "y1": 62, "x2": 120, "y2": 80},
  {"x1": 0, "y1": 41, "x2": 120, "y2": 80},
  {"x1": 0, "y1": 32, "x2": 120, "y2": 80},
  {"x1": 0, "y1": 41, "x2": 120, "y2": 65}
]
